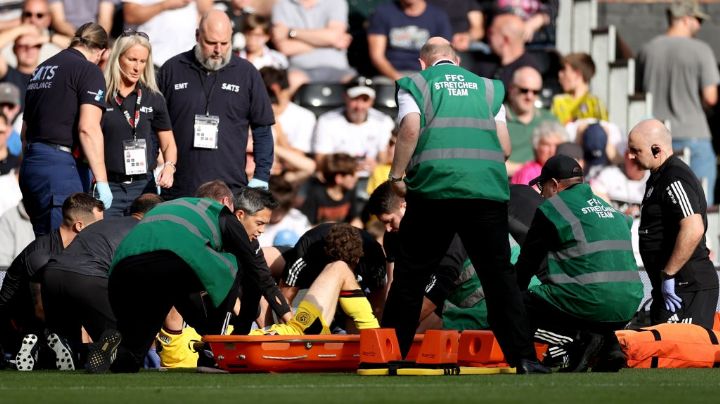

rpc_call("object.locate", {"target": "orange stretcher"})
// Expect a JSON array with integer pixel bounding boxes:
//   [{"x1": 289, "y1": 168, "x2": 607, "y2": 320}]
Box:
[{"x1": 203, "y1": 334, "x2": 426, "y2": 373}]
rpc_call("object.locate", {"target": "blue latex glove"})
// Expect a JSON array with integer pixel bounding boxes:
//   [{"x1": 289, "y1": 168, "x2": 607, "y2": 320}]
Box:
[
  {"x1": 95, "y1": 181, "x2": 113, "y2": 209},
  {"x1": 247, "y1": 178, "x2": 268, "y2": 189},
  {"x1": 661, "y1": 278, "x2": 683, "y2": 312}
]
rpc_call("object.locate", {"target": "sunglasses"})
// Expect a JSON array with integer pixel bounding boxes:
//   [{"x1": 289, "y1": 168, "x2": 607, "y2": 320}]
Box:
[
  {"x1": 121, "y1": 29, "x2": 150, "y2": 41},
  {"x1": 22, "y1": 11, "x2": 46, "y2": 19},
  {"x1": 517, "y1": 87, "x2": 541, "y2": 95}
]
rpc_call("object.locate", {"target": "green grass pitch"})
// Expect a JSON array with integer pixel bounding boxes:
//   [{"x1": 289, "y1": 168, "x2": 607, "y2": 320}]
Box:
[{"x1": 2, "y1": 369, "x2": 720, "y2": 403}]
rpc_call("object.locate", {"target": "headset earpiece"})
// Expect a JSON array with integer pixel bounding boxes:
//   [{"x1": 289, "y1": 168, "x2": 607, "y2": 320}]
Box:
[{"x1": 651, "y1": 146, "x2": 660, "y2": 157}]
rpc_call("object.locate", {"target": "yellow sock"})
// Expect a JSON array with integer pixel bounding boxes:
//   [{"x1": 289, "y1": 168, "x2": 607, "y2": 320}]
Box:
[
  {"x1": 249, "y1": 300, "x2": 329, "y2": 336},
  {"x1": 339, "y1": 290, "x2": 379, "y2": 330},
  {"x1": 157, "y1": 327, "x2": 202, "y2": 368}
]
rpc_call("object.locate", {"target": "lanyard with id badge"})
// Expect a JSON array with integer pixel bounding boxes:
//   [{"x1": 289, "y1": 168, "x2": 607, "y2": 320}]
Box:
[
  {"x1": 194, "y1": 71, "x2": 220, "y2": 149},
  {"x1": 118, "y1": 89, "x2": 148, "y2": 176}
]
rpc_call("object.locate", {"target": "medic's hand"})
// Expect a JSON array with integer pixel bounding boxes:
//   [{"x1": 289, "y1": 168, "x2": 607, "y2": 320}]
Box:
[
  {"x1": 95, "y1": 181, "x2": 113, "y2": 210},
  {"x1": 661, "y1": 278, "x2": 683, "y2": 312}
]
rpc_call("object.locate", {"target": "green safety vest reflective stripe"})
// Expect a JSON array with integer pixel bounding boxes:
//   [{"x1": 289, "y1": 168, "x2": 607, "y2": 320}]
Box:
[
  {"x1": 396, "y1": 64, "x2": 509, "y2": 201},
  {"x1": 530, "y1": 184, "x2": 643, "y2": 322},
  {"x1": 111, "y1": 197, "x2": 238, "y2": 307}
]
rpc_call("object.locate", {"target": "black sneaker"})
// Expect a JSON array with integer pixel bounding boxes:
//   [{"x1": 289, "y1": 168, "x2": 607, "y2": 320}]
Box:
[
  {"x1": 47, "y1": 333, "x2": 75, "y2": 371},
  {"x1": 15, "y1": 334, "x2": 40, "y2": 371},
  {"x1": 86, "y1": 329, "x2": 121, "y2": 374},
  {"x1": 516, "y1": 358, "x2": 552, "y2": 374},
  {"x1": 559, "y1": 332, "x2": 604, "y2": 373}
]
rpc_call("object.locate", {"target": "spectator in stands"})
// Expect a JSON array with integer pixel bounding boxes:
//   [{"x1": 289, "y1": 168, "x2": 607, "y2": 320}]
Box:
[
  {"x1": 505, "y1": 66, "x2": 558, "y2": 176},
  {"x1": 475, "y1": 12, "x2": 541, "y2": 90},
  {"x1": 367, "y1": 0, "x2": 452, "y2": 82},
  {"x1": 238, "y1": 14, "x2": 287, "y2": 71},
  {"x1": 551, "y1": 52, "x2": 607, "y2": 125},
  {"x1": 494, "y1": 0, "x2": 557, "y2": 44},
  {"x1": 158, "y1": 10, "x2": 274, "y2": 197},
  {"x1": 1, "y1": 0, "x2": 70, "y2": 67},
  {"x1": 271, "y1": 0, "x2": 355, "y2": 93},
  {"x1": 427, "y1": 0, "x2": 484, "y2": 52},
  {"x1": 312, "y1": 76, "x2": 394, "y2": 193},
  {"x1": 366, "y1": 132, "x2": 396, "y2": 196},
  {"x1": 2, "y1": 193, "x2": 103, "y2": 371},
  {"x1": 0, "y1": 83, "x2": 22, "y2": 155},
  {"x1": 0, "y1": 113, "x2": 21, "y2": 216},
  {"x1": 578, "y1": 122, "x2": 610, "y2": 180},
  {"x1": 0, "y1": 201, "x2": 33, "y2": 269},
  {"x1": 0, "y1": 24, "x2": 42, "y2": 112},
  {"x1": 257, "y1": 175, "x2": 311, "y2": 248},
  {"x1": 260, "y1": 67, "x2": 316, "y2": 155},
  {"x1": 590, "y1": 150, "x2": 648, "y2": 217},
  {"x1": 511, "y1": 120, "x2": 567, "y2": 186},
  {"x1": 0, "y1": 0, "x2": 22, "y2": 31},
  {"x1": 40, "y1": 194, "x2": 162, "y2": 371},
  {"x1": 636, "y1": 0, "x2": 719, "y2": 205},
  {"x1": 265, "y1": 124, "x2": 317, "y2": 188},
  {"x1": 48, "y1": 0, "x2": 116, "y2": 37},
  {"x1": 123, "y1": 0, "x2": 213, "y2": 68},
  {"x1": 101, "y1": 29, "x2": 176, "y2": 217},
  {"x1": 300, "y1": 153, "x2": 361, "y2": 226}
]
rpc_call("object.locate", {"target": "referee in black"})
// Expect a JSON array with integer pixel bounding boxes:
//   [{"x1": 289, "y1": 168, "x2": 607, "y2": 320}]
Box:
[{"x1": 627, "y1": 119, "x2": 719, "y2": 329}]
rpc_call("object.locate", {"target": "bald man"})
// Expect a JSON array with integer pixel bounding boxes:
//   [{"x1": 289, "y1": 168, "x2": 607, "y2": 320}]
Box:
[
  {"x1": 475, "y1": 13, "x2": 542, "y2": 90},
  {"x1": 386, "y1": 37, "x2": 549, "y2": 373},
  {"x1": 505, "y1": 66, "x2": 559, "y2": 176},
  {"x1": 157, "y1": 10, "x2": 275, "y2": 199},
  {"x1": 627, "y1": 119, "x2": 718, "y2": 328}
]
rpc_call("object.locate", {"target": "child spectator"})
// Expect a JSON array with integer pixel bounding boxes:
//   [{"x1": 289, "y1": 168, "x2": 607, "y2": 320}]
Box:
[
  {"x1": 238, "y1": 14, "x2": 288, "y2": 71},
  {"x1": 551, "y1": 52, "x2": 608, "y2": 125},
  {"x1": 300, "y1": 153, "x2": 361, "y2": 227},
  {"x1": 258, "y1": 175, "x2": 311, "y2": 248}
]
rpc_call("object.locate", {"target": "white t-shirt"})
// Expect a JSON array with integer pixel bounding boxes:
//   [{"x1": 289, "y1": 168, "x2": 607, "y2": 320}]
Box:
[
  {"x1": 239, "y1": 46, "x2": 288, "y2": 71},
  {"x1": 257, "y1": 208, "x2": 311, "y2": 248},
  {"x1": 589, "y1": 166, "x2": 649, "y2": 206},
  {"x1": 277, "y1": 102, "x2": 316, "y2": 154},
  {"x1": 123, "y1": 0, "x2": 198, "y2": 66},
  {"x1": 312, "y1": 107, "x2": 394, "y2": 160}
]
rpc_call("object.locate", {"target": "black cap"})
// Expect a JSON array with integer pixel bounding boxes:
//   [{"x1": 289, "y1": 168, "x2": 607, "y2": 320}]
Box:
[{"x1": 529, "y1": 154, "x2": 584, "y2": 187}]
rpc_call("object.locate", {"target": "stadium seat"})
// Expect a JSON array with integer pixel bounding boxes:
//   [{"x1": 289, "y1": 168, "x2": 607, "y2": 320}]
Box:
[
  {"x1": 292, "y1": 82, "x2": 346, "y2": 117},
  {"x1": 372, "y1": 83, "x2": 397, "y2": 118}
]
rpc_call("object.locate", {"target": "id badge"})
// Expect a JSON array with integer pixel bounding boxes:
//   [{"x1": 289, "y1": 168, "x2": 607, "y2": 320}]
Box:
[
  {"x1": 123, "y1": 139, "x2": 148, "y2": 175},
  {"x1": 194, "y1": 114, "x2": 220, "y2": 149}
]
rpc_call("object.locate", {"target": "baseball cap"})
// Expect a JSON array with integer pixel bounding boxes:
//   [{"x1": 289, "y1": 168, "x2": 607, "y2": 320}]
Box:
[
  {"x1": 0, "y1": 82, "x2": 20, "y2": 105},
  {"x1": 582, "y1": 123, "x2": 609, "y2": 167},
  {"x1": 345, "y1": 76, "x2": 376, "y2": 99},
  {"x1": 529, "y1": 154, "x2": 584, "y2": 187},
  {"x1": 669, "y1": 0, "x2": 710, "y2": 21}
]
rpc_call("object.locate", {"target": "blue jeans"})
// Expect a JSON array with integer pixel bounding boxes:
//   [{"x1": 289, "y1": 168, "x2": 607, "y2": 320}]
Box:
[
  {"x1": 672, "y1": 139, "x2": 716, "y2": 205},
  {"x1": 19, "y1": 143, "x2": 87, "y2": 236},
  {"x1": 105, "y1": 175, "x2": 157, "y2": 217}
]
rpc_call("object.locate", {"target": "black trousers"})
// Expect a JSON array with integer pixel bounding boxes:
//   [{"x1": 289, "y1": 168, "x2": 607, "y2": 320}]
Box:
[
  {"x1": 42, "y1": 269, "x2": 116, "y2": 353},
  {"x1": 108, "y1": 251, "x2": 234, "y2": 370},
  {"x1": 381, "y1": 197, "x2": 536, "y2": 365},
  {"x1": 650, "y1": 287, "x2": 719, "y2": 329}
]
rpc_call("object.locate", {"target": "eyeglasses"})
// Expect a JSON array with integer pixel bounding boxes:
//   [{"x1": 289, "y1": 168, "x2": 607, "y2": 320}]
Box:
[
  {"x1": 517, "y1": 87, "x2": 541, "y2": 95},
  {"x1": 15, "y1": 44, "x2": 42, "y2": 50},
  {"x1": 22, "y1": 11, "x2": 46, "y2": 19},
  {"x1": 121, "y1": 29, "x2": 150, "y2": 41}
]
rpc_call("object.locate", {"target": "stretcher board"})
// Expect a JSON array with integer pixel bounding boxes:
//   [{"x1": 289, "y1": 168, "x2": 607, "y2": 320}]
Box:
[
  {"x1": 204, "y1": 334, "x2": 426, "y2": 373},
  {"x1": 357, "y1": 366, "x2": 516, "y2": 376}
]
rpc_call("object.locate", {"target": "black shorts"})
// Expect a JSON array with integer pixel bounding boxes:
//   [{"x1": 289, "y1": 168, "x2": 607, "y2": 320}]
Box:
[
  {"x1": 651, "y1": 287, "x2": 719, "y2": 329},
  {"x1": 281, "y1": 247, "x2": 321, "y2": 289}
]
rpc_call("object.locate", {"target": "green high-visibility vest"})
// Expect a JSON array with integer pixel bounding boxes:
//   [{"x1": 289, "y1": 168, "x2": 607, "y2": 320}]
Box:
[
  {"x1": 396, "y1": 63, "x2": 508, "y2": 201},
  {"x1": 111, "y1": 197, "x2": 238, "y2": 307},
  {"x1": 530, "y1": 183, "x2": 643, "y2": 322}
]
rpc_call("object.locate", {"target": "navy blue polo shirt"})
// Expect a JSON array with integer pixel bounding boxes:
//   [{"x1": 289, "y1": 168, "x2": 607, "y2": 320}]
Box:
[
  {"x1": 23, "y1": 48, "x2": 106, "y2": 147},
  {"x1": 158, "y1": 50, "x2": 274, "y2": 199},
  {"x1": 101, "y1": 83, "x2": 172, "y2": 175}
]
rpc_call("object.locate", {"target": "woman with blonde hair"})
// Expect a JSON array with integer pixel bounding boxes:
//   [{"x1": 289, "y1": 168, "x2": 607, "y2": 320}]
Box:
[{"x1": 101, "y1": 29, "x2": 177, "y2": 216}]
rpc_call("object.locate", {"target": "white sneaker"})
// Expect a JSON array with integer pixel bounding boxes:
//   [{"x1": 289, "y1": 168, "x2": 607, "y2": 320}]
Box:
[
  {"x1": 47, "y1": 333, "x2": 75, "y2": 371},
  {"x1": 15, "y1": 334, "x2": 39, "y2": 371}
]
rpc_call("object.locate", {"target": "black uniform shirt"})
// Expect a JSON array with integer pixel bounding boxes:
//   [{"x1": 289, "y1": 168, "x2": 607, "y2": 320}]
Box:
[
  {"x1": 158, "y1": 50, "x2": 274, "y2": 199},
  {"x1": 282, "y1": 223, "x2": 387, "y2": 292},
  {"x1": 24, "y1": 48, "x2": 106, "y2": 147},
  {"x1": 101, "y1": 83, "x2": 172, "y2": 175},
  {"x1": 45, "y1": 217, "x2": 139, "y2": 279},
  {"x1": 639, "y1": 155, "x2": 716, "y2": 291},
  {"x1": 0, "y1": 230, "x2": 63, "y2": 311}
]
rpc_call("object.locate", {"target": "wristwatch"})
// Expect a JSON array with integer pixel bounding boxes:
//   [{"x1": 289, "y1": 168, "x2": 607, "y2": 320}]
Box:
[
  {"x1": 388, "y1": 173, "x2": 403, "y2": 183},
  {"x1": 288, "y1": 29, "x2": 298, "y2": 39}
]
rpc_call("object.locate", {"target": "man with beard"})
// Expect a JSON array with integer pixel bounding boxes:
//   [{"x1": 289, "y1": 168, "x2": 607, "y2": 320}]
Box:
[{"x1": 158, "y1": 9, "x2": 275, "y2": 199}]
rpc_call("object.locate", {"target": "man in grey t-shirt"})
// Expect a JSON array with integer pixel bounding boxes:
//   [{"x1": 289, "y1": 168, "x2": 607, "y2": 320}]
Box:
[
  {"x1": 271, "y1": 0, "x2": 356, "y2": 93},
  {"x1": 637, "y1": 0, "x2": 720, "y2": 204}
]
